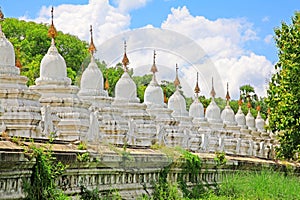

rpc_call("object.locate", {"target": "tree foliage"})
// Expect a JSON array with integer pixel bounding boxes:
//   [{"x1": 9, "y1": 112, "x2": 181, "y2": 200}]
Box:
[
  {"x1": 1, "y1": 18, "x2": 89, "y2": 85},
  {"x1": 266, "y1": 12, "x2": 300, "y2": 160}
]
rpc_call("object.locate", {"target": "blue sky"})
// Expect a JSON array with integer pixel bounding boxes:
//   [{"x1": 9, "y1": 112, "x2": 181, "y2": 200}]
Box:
[{"x1": 1, "y1": 0, "x2": 299, "y2": 98}]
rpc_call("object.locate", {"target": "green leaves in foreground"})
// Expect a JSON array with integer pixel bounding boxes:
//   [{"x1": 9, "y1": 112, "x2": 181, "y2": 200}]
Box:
[{"x1": 266, "y1": 12, "x2": 300, "y2": 160}]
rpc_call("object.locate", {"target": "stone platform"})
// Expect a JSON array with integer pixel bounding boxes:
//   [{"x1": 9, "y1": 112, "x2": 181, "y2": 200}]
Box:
[{"x1": 0, "y1": 137, "x2": 297, "y2": 200}]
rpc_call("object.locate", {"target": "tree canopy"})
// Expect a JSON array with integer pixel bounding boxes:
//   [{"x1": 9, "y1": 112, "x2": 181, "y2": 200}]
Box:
[
  {"x1": 266, "y1": 12, "x2": 300, "y2": 160},
  {"x1": 1, "y1": 18, "x2": 89, "y2": 85}
]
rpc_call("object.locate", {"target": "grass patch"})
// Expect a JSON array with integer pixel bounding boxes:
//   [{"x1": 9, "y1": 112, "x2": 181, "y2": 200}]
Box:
[{"x1": 211, "y1": 169, "x2": 300, "y2": 200}]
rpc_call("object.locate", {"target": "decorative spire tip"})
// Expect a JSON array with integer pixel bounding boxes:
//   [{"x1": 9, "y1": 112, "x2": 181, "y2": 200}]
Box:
[
  {"x1": 150, "y1": 50, "x2": 158, "y2": 73},
  {"x1": 48, "y1": 6, "x2": 57, "y2": 39},
  {"x1": 174, "y1": 63, "x2": 180, "y2": 87},
  {"x1": 194, "y1": 72, "x2": 200, "y2": 94},
  {"x1": 210, "y1": 77, "x2": 216, "y2": 98},
  {"x1": 122, "y1": 40, "x2": 129, "y2": 72},
  {"x1": 0, "y1": 7, "x2": 4, "y2": 21},
  {"x1": 225, "y1": 82, "x2": 230, "y2": 102},
  {"x1": 88, "y1": 25, "x2": 96, "y2": 55}
]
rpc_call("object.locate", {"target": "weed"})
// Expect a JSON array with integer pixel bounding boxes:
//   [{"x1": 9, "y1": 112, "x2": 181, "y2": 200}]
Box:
[{"x1": 77, "y1": 152, "x2": 90, "y2": 162}]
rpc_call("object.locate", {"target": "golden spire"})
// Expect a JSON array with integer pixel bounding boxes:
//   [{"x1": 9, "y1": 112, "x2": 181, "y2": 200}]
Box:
[
  {"x1": 210, "y1": 77, "x2": 216, "y2": 98},
  {"x1": 163, "y1": 88, "x2": 168, "y2": 103},
  {"x1": 122, "y1": 40, "x2": 129, "y2": 72},
  {"x1": 256, "y1": 105, "x2": 261, "y2": 112},
  {"x1": 247, "y1": 97, "x2": 252, "y2": 109},
  {"x1": 0, "y1": 7, "x2": 4, "y2": 21},
  {"x1": 88, "y1": 25, "x2": 96, "y2": 55},
  {"x1": 0, "y1": 7, "x2": 4, "y2": 38},
  {"x1": 225, "y1": 82, "x2": 230, "y2": 105},
  {"x1": 15, "y1": 47, "x2": 22, "y2": 70},
  {"x1": 104, "y1": 72, "x2": 109, "y2": 90},
  {"x1": 48, "y1": 7, "x2": 57, "y2": 39},
  {"x1": 238, "y1": 98, "x2": 243, "y2": 106},
  {"x1": 194, "y1": 72, "x2": 200, "y2": 94},
  {"x1": 150, "y1": 50, "x2": 158, "y2": 73},
  {"x1": 174, "y1": 64, "x2": 180, "y2": 87}
]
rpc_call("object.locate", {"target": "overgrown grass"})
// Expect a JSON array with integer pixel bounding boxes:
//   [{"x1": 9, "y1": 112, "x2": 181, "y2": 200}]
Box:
[
  {"x1": 141, "y1": 169, "x2": 300, "y2": 200},
  {"x1": 205, "y1": 169, "x2": 300, "y2": 200}
]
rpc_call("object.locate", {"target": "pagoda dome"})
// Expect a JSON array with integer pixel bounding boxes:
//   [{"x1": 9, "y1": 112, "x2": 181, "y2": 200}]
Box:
[
  {"x1": 235, "y1": 106, "x2": 246, "y2": 127},
  {"x1": 144, "y1": 50, "x2": 164, "y2": 107},
  {"x1": 205, "y1": 98, "x2": 222, "y2": 123},
  {"x1": 255, "y1": 109, "x2": 265, "y2": 132},
  {"x1": 144, "y1": 81, "x2": 164, "y2": 107},
  {"x1": 79, "y1": 56, "x2": 106, "y2": 96},
  {"x1": 0, "y1": 26, "x2": 15, "y2": 67},
  {"x1": 246, "y1": 110, "x2": 256, "y2": 130},
  {"x1": 220, "y1": 83, "x2": 237, "y2": 125},
  {"x1": 39, "y1": 39, "x2": 67, "y2": 80},
  {"x1": 168, "y1": 90, "x2": 188, "y2": 117},
  {"x1": 205, "y1": 78, "x2": 222, "y2": 123},
  {"x1": 115, "y1": 71, "x2": 139, "y2": 102},
  {"x1": 221, "y1": 105, "x2": 237, "y2": 125},
  {"x1": 189, "y1": 99, "x2": 204, "y2": 119},
  {"x1": 189, "y1": 72, "x2": 204, "y2": 119}
]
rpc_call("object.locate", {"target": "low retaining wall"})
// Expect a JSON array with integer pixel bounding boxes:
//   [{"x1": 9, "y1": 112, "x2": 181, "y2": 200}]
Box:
[{"x1": 0, "y1": 141, "x2": 294, "y2": 199}]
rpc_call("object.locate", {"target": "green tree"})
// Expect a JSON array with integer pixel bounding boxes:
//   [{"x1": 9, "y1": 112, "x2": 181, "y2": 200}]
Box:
[
  {"x1": 132, "y1": 74, "x2": 152, "y2": 102},
  {"x1": 1, "y1": 18, "x2": 88, "y2": 85},
  {"x1": 239, "y1": 84, "x2": 258, "y2": 102},
  {"x1": 266, "y1": 12, "x2": 300, "y2": 160}
]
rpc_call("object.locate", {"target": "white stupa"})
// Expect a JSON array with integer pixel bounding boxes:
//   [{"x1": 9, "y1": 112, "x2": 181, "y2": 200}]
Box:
[
  {"x1": 189, "y1": 72, "x2": 205, "y2": 122},
  {"x1": 78, "y1": 26, "x2": 107, "y2": 97},
  {"x1": 221, "y1": 83, "x2": 237, "y2": 126},
  {"x1": 245, "y1": 101, "x2": 257, "y2": 131},
  {"x1": 78, "y1": 25, "x2": 110, "y2": 105},
  {"x1": 30, "y1": 8, "x2": 90, "y2": 140},
  {"x1": 112, "y1": 42, "x2": 156, "y2": 147},
  {"x1": 78, "y1": 26, "x2": 126, "y2": 144},
  {"x1": 114, "y1": 41, "x2": 139, "y2": 103},
  {"x1": 235, "y1": 99, "x2": 247, "y2": 129},
  {"x1": 144, "y1": 50, "x2": 173, "y2": 121},
  {"x1": 205, "y1": 78, "x2": 223, "y2": 125},
  {"x1": 144, "y1": 50, "x2": 164, "y2": 108},
  {"x1": 255, "y1": 106, "x2": 265, "y2": 132},
  {"x1": 168, "y1": 64, "x2": 189, "y2": 118},
  {"x1": 0, "y1": 14, "x2": 42, "y2": 138}
]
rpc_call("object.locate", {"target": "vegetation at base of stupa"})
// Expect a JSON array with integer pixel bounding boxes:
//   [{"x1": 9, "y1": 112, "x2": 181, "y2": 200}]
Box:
[
  {"x1": 1, "y1": 18, "x2": 89, "y2": 85},
  {"x1": 140, "y1": 168, "x2": 300, "y2": 200},
  {"x1": 266, "y1": 11, "x2": 300, "y2": 160}
]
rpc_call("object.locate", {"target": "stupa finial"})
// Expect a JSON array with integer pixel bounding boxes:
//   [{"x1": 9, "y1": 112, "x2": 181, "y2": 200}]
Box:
[
  {"x1": 15, "y1": 47, "x2": 22, "y2": 70},
  {"x1": 210, "y1": 77, "x2": 216, "y2": 98},
  {"x1": 150, "y1": 50, "x2": 158, "y2": 74},
  {"x1": 194, "y1": 72, "x2": 200, "y2": 95},
  {"x1": 122, "y1": 40, "x2": 129, "y2": 72},
  {"x1": 247, "y1": 96, "x2": 252, "y2": 109},
  {"x1": 104, "y1": 72, "x2": 109, "y2": 90},
  {"x1": 0, "y1": 7, "x2": 4, "y2": 21},
  {"x1": 88, "y1": 25, "x2": 96, "y2": 56},
  {"x1": 225, "y1": 82, "x2": 230, "y2": 105},
  {"x1": 174, "y1": 64, "x2": 180, "y2": 88},
  {"x1": 48, "y1": 7, "x2": 57, "y2": 39},
  {"x1": 0, "y1": 7, "x2": 5, "y2": 38}
]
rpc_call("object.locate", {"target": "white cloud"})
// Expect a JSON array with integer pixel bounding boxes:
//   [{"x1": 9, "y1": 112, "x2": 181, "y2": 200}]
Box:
[
  {"x1": 161, "y1": 6, "x2": 258, "y2": 59},
  {"x1": 262, "y1": 16, "x2": 270, "y2": 22},
  {"x1": 22, "y1": 2, "x2": 274, "y2": 99},
  {"x1": 20, "y1": 0, "x2": 132, "y2": 45},
  {"x1": 161, "y1": 6, "x2": 273, "y2": 98},
  {"x1": 264, "y1": 34, "x2": 273, "y2": 44},
  {"x1": 116, "y1": 0, "x2": 150, "y2": 13}
]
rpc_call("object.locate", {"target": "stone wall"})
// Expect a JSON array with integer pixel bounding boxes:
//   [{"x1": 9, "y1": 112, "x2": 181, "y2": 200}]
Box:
[{"x1": 0, "y1": 140, "x2": 288, "y2": 200}]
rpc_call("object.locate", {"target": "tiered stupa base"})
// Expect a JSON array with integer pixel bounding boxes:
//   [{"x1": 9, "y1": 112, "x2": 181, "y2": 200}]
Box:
[{"x1": 0, "y1": 68, "x2": 42, "y2": 138}]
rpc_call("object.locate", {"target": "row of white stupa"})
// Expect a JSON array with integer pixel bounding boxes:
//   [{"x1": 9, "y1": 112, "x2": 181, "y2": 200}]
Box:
[{"x1": 0, "y1": 12, "x2": 276, "y2": 159}]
